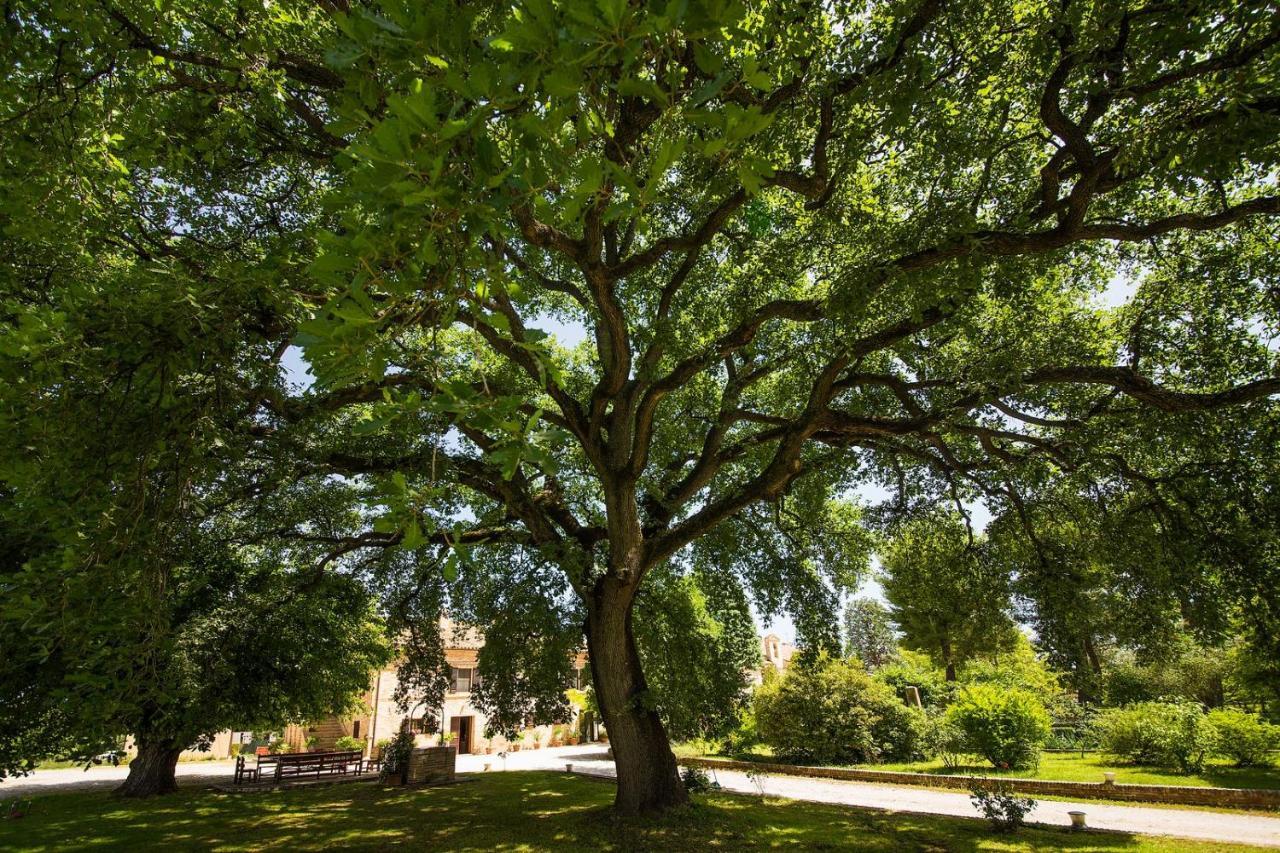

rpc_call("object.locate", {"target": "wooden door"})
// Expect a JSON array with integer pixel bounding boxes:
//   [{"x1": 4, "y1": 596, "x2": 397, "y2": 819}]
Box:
[{"x1": 450, "y1": 716, "x2": 473, "y2": 754}]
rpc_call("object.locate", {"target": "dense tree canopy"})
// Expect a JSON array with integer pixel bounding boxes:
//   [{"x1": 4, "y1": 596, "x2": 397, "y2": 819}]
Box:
[
  {"x1": 2, "y1": 0, "x2": 1278, "y2": 814},
  {"x1": 843, "y1": 597, "x2": 898, "y2": 669},
  {"x1": 881, "y1": 511, "x2": 1019, "y2": 680}
]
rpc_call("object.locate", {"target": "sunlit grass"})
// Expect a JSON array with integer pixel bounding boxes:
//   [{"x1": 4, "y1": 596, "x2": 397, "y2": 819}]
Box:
[
  {"x1": 0, "y1": 770, "x2": 1271, "y2": 851},
  {"x1": 675, "y1": 744, "x2": 1280, "y2": 792}
]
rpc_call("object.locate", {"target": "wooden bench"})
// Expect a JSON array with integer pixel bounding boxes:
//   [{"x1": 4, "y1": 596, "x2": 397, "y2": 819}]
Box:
[{"x1": 233, "y1": 750, "x2": 366, "y2": 784}]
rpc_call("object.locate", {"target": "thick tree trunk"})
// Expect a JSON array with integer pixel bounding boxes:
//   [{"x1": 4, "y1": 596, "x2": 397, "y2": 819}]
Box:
[
  {"x1": 115, "y1": 737, "x2": 183, "y2": 797},
  {"x1": 586, "y1": 577, "x2": 687, "y2": 815}
]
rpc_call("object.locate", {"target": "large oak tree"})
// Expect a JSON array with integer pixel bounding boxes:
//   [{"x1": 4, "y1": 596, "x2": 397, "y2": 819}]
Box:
[{"x1": 3, "y1": 0, "x2": 1278, "y2": 814}]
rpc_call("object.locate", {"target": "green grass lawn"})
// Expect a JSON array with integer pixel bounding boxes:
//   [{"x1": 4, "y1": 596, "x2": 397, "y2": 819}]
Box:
[
  {"x1": 0, "y1": 770, "x2": 1271, "y2": 852},
  {"x1": 676, "y1": 746, "x2": 1280, "y2": 792},
  {"x1": 871, "y1": 754, "x2": 1280, "y2": 791}
]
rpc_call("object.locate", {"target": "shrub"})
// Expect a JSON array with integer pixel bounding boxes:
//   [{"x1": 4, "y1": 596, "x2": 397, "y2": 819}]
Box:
[
  {"x1": 681, "y1": 766, "x2": 712, "y2": 792},
  {"x1": 876, "y1": 650, "x2": 953, "y2": 709},
  {"x1": 722, "y1": 705, "x2": 759, "y2": 755},
  {"x1": 334, "y1": 735, "x2": 365, "y2": 753},
  {"x1": 969, "y1": 780, "x2": 1036, "y2": 832},
  {"x1": 922, "y1": 714, "x2": 968, "y2": 769},
  {"x1": 379, "y1": 731, "x2": 416, "y2": 781},
  {"x1": 1096, "y1": 701, "x2": 1217, "y2": 772},
  {"x1": 1207, "y1": 709, "x2": 1280, "y2": 767},
  {"x1": 945, "y1": 685, "x2": 1050, "y2": 770},
  {"x1": 756, "y1": 653, "x2": 925, "y2": 765}
]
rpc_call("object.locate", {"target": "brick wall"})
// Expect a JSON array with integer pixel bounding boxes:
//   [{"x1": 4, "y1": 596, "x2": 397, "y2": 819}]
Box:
[
  {"x1": 678, "y1": 757, "x2": 1280, "y2": 810},
  {"x1": 407, "y1": 746, "x2": 456, "y2": 785}
]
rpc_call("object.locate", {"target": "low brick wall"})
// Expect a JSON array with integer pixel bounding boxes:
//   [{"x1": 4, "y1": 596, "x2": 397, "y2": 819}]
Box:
[
  {"x1": 678, "y1": 757, "x2": 1280, "y2": 810},
  {"x1": 407, "y1": 746, "x2": 456, "y2": 785}
]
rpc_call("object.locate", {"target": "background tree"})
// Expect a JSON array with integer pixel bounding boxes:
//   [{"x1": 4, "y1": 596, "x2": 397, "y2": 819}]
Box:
[
  {"x1": 881, "y1": 512, "x2": 1019, "y2": 681},
  {"x1": 633, "y1": 566, "x2": 761, "y2": 743},
  {"x1": 0, "y1": 64, "x2": 390, "y2": 791},
  {"x1": 843, "y1": 597, "x2": 898, "y2": 670},
  {"x1": 4, "y1": 0, "x2": 1279, "y2": 814}
]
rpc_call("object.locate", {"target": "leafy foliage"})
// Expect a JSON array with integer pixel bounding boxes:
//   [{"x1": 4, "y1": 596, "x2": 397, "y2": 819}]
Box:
[
  {"x1": 756, "y1": 654, "x2": 924, "y2": 765},
  {"x1": 875, "y1": 650, "x2": 954, "y2": 710},
  {"x1": 334, "y1": 736, "x2": 365, "y2": 753},
  {"x1": 881, "y1": 513, "x2": 1019, "y2": 679},
  {"x1": 1103, "y1": 641, "x2": 1229, "y2": 709},
  {"x1": 1096, "y1": 701, "x2": 1218, "y2": 773},
  {"x1": 3, "y1": 0, "x2": 1280, "y2": 812},
  {"x1": 945, "y1": 685, "x2": 1051, "y2": 770},
  {"x1": 969, "y1": 780, "x2": 1036, "y2": 833},
  {"x1": 1205, "y1": 710, "x2": 1280, "y2": 768},
  {"x1": 379, "y1": 731, "x2": 416, "y2": 781},
  {"x1": 634, "y1": 567, "x2": 760, "y2": 742},
  {"x1": 843, "y1": 598, "x2": 898, "y2": 670}
]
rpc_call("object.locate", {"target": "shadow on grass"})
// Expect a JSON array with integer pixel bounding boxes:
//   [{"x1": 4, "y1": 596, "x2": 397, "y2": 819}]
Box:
[{"x1": 0, "y1": 770, "x2": 1229, "y2": 852}]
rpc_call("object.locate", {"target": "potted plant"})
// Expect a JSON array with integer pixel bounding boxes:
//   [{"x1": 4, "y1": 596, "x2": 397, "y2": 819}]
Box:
[
  {"x1": 334, "y1": 735, "x2": 364, "y2": 754},
  {"x1": 304, "y1": 735, "x2": 319, "y2": 752},
  {"x1": 379, "y1": 731, "x2": 415, "y2": 786},
  {"x1": 441, "y1": 731, "x2": 456, "y2": 749}
]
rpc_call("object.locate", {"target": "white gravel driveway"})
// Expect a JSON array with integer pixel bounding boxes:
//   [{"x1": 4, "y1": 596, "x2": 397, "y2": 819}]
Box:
[{"x1": 0, "y1": 759, "x2": 238, "y2": 798}]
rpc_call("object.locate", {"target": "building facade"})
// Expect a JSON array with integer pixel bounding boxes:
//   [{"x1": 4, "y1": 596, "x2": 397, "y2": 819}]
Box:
[
  {"x1": 284, "y1": 620, "x2": 590, "y2": 756},
  {"x1": 201, "y1": 623, "x2": 791, "y2": 758}
]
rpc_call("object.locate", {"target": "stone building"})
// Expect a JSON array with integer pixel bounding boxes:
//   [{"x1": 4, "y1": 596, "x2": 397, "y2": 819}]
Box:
[{"x1": 283, "y1": 619, "x2": 590, "y2": 756}]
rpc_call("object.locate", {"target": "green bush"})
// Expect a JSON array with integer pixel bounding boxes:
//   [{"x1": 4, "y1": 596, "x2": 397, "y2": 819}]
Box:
[
  {"x1": 334, "y1": 735, "x2": 365, "y2": 753},
  {"x1": 756, "y1": 653, "x2": 925, "y2": 765},
  {"x1": 922, "y1": 713, "x2": 968, "y2": 769},
  {"x1": 722, "y1": 705, "x2": 760, "y2": 755},
  {"x1": 944, "y1": 685, "x2": 1050, "y2": 770},
  {"x1": 875, "y1": 650, "x2": 953, "y2": 709},
  {"x1": 1206, "y1": 709, "x2": 1280, "y2": 767},
  {"x1": 969, "y1": 779, "x2": 1036, "y2": 832},
  {"x1": 1096, "y1": 701, "x2": 1217, "y2": 772},
  {"x1": 379, "y1": 731, "x2": 416, "y2": 781}
]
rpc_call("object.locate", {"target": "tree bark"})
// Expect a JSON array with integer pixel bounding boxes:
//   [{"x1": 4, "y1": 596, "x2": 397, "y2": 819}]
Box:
[
  {"x1": 115, "y1": 737, "x2": 183, "y2": 797},
  {"x1": 941, "y1": 637, "x2": 956, "y2": 682},
  {"x1": 586, "y1": 576, "x2": 687, "y2": 815}
]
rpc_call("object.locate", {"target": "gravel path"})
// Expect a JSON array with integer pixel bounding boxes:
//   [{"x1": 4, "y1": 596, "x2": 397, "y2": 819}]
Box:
[
  {"x1": 0, "y1": 760, "x2": 238, "y2": 798},
  {"x1": 6, "y1": 748, "x2": 1279, "y2": 847}
]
